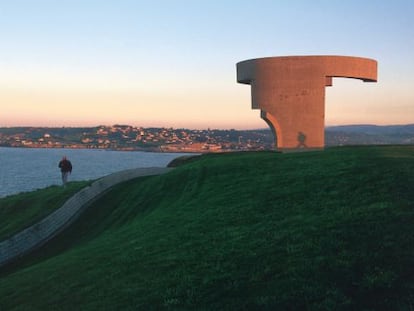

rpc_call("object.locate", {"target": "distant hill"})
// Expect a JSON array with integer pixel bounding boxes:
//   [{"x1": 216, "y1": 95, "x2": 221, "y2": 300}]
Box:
[
  {"x1": 1, "y1": 124, "x2": 413, "y2": 149},
  {"x1": 325, "y1": 124, "x2": 414, "y2": 145}
]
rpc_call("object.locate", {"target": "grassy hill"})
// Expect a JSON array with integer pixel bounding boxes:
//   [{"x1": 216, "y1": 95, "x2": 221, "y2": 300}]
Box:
[{"x1": 1, "y1": 146, "x2": 414, "y2": 310}]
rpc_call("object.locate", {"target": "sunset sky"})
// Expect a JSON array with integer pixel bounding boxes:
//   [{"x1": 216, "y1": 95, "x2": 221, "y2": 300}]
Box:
[{"x1": 1, "y1": 0, "x2": 413, "y2": 129}]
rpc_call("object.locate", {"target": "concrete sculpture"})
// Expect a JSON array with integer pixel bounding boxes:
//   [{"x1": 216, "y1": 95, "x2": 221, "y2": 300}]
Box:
[{"x1": 237, "y1": 56, "x2": 377, "y2": 151}]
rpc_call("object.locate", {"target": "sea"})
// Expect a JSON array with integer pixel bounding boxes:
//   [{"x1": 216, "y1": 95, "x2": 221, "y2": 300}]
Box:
[{"x1": 0, "y1": 147, "x2": 189, "y2": 198}]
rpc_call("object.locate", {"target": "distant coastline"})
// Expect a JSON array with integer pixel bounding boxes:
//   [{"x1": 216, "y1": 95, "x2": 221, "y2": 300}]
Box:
[
  {"x1": 0, "y1": 125, "x2": 274, "y2": 153},
  {"x1": 1, "y1": 124, "x2": 413, "y2": 152}
]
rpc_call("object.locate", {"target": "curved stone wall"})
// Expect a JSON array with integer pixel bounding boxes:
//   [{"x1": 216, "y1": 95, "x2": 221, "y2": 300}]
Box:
[{"x1": 0, "y1": 167, "x2": 172, "y2": 268}]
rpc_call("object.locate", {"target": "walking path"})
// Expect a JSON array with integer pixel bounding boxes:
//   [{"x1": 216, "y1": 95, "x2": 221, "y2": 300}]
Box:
[{"x1": 0, "y1": 167, "x2": 172, "y2": 268}]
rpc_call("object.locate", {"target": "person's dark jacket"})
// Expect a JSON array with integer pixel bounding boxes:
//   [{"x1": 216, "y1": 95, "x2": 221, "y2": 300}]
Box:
[{"x1": 59, "y1": 160, "x2": 72, "y2": 173}]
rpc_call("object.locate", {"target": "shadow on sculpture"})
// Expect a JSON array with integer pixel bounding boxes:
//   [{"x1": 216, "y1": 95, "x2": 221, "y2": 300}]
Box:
[
  {"x1": 237, "y1": 56, "x2": 378, "y2": 152},
  {"x1": 297, "y1": 132, "x2": 307, "y2": 148}
]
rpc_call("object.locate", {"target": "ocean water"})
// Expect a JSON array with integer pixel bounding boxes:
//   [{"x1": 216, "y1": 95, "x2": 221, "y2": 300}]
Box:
[{"x1": 0, "y1": 147, "x2": 188, "y2": 198}]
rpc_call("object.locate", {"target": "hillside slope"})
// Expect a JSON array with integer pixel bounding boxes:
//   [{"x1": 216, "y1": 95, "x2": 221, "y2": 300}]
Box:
[{"x1": 1, "y1": 146, "x2": 414, "y2": 310}]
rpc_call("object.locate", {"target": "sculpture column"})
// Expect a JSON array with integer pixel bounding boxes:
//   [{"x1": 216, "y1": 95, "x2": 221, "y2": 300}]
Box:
[{"x1": 237, "y1": 56, "x2": 377, "y2": 151}]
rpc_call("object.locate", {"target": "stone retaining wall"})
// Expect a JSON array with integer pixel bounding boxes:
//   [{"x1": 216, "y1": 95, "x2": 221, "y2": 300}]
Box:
[{"x1": 0, "y1": 167, "x2": 172, "y2": 268}]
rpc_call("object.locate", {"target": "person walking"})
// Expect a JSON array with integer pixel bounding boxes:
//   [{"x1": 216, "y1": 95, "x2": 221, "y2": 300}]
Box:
[{"x1": 58, "y1": 156, "x2": 72, "y2": 187}]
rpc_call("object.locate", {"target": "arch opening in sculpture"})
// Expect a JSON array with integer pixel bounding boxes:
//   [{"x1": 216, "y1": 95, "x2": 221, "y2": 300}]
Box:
[{"x1": 260, "y1": 110, "x2": 279, "y2": 148}]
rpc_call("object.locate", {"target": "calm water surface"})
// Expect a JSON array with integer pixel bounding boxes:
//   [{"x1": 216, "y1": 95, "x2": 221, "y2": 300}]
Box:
[{"x1": 0, "y1": 147, "x2": 188, "y2": 198}]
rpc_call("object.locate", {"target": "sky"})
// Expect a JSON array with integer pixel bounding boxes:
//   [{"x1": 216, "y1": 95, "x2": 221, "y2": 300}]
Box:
[{"x1": 0, "y1": 0, "x2": 413, "y2": 129}]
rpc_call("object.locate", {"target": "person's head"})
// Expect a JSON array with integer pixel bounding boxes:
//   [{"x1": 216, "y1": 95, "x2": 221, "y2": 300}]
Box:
[{"x1": 62, "y1": 156, "x2": 67, "y2": 160}]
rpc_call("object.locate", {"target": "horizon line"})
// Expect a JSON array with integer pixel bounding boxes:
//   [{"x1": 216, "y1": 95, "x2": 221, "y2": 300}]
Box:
[{"x1": 1, "y1": 123, "x2": 414, "y2": 131}]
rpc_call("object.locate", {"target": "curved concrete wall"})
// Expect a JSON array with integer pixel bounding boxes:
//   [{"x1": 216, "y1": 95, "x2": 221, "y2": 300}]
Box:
[
  {"x1": 0, "y1": 167, "x2": 171, "y2": 268},
  {"x1": 237, "y1": 55, "x2": 378, "y2": 151}
]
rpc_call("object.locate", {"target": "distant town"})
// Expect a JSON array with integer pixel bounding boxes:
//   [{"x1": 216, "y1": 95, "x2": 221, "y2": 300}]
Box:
[
  {"x1": 0, "y1": 125, "x2": 275, "y2": 152},
  {"x1": 0, "y1": 124, "x2": 413, "y2": 152}
]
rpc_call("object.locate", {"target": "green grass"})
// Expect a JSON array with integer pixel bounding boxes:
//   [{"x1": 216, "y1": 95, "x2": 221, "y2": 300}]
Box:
[
  {"x1": 0, "y1": 181, "x2": 91, "y2": 241},
  {"x1": 1, "y1": 146, "x2": 414, "y2": 310}
]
